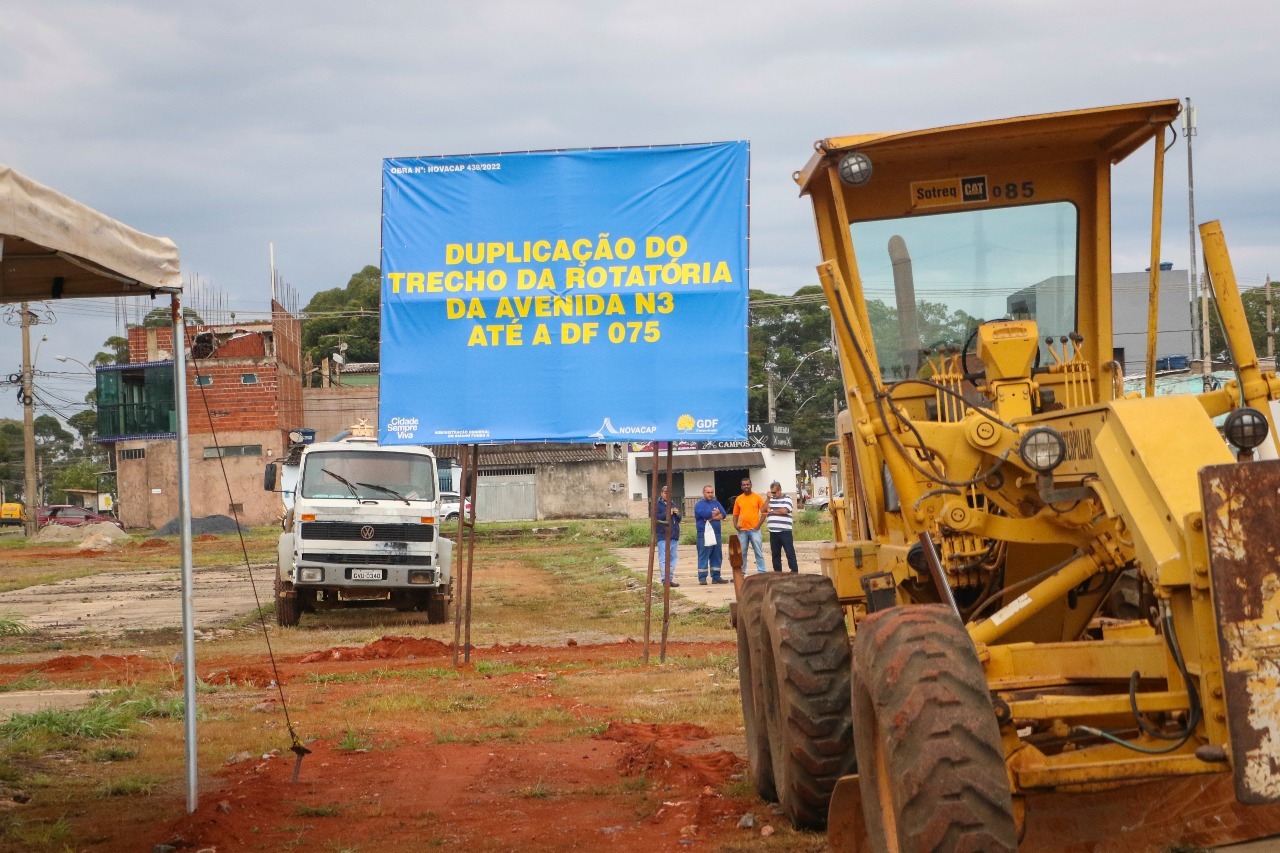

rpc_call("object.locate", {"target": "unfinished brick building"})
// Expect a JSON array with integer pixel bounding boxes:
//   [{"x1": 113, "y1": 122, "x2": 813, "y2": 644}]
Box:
[{"x1": 98, "y1": 301, "x2": 302, "y2": 528}]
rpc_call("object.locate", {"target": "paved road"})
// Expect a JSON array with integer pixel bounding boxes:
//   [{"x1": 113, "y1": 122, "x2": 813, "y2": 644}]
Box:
[{"x1": 0, "y1": 563, "x2": 275, "y2": 637}]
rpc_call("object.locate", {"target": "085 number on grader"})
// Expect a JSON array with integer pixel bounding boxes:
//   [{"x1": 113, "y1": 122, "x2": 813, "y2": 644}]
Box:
[{"x1": 733, "y1": 100, "x2": 1280, "y2": 850}]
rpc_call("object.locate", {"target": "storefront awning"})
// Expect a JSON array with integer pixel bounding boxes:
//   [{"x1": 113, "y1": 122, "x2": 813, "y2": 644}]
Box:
[{"x1": 635, "y1": 451, "x2": 765, "y2": 474}]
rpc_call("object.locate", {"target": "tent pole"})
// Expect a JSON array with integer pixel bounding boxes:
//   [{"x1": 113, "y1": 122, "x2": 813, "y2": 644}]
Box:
[{"x1": 172, "y1": 295, "x2": 198, "y2": 813}]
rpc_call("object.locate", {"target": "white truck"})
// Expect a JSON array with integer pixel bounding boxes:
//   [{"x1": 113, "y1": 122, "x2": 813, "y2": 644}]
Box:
[{"x1": 264, "y1": 424, "x2": 453, "y2": 627}]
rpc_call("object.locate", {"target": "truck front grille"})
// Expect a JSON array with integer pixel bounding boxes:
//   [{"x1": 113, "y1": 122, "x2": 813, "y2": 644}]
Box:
[
  {"x1": 300, "y1": 521, "x2": 434, "y2": 542},
  {"x1": 301, "y1": 552, "x2": 432, "y2": 566}
]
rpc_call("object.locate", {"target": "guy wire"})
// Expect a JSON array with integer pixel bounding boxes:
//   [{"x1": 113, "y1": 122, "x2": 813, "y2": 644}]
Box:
[{"x1": 189, "y1": 329, "x2": 305, "y2": 757}]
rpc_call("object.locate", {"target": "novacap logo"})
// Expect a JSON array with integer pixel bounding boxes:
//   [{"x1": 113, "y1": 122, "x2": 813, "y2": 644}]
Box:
[{"x1": 676, "y1": 414, "x2": 696, "y2": 431}]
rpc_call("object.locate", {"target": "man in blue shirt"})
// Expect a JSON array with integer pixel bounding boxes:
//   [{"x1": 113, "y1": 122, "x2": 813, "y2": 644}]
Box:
[
  {"x1": 693, "y1": 485, "x2": 730, "y2": 585},
  {"x1": 654, "y1": 485, "x2": 681, "y2": 587}
]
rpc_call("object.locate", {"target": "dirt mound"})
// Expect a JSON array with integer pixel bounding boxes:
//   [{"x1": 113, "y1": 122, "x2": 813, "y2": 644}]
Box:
[
  {"x1": 78, "y1": 533, "x2": 122, "y2": 552},
  {"x1": 32, "y1": 521, "x2": 128, "y2": 545},
  {"x1": 203, "y1": 666, "x2": 276, "y2": 687},
  {"x1": 137, "y1": 538, "x2": 172, "y2": 550},
  {"x1": 298, "y1": 635, "x2": 452, "y2": 663},
  {"x1": 155, "y1": 514, "x2": 241, "y2": 537},
  {"x1": 33, "y1": 654, "x2": 147, "y2": 675},
  {"x1": 599, "y1": 722, "x2": 744, "y2": 788}
]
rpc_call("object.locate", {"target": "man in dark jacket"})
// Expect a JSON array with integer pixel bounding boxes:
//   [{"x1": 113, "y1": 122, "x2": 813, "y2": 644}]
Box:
[{"x1": 655, "y1": 485, "x2": 681, "y2": 587}]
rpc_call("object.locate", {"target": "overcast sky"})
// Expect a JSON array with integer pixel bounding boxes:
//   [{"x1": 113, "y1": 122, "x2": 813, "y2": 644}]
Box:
[{"x1": 2, "y1": 1, "x2": 1278, "y2": 423}]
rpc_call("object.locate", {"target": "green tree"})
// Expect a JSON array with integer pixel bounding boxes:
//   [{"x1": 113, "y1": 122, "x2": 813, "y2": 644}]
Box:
[
  {"x1": 96, "y1": 336, "x2": 130, "y2": 365},
  {"x1": 0, "y1": 419, "x2": 22, "y2": 503},
  {"x1": 1207, "y1": 285, "x2": 1273, "y2": 360},
  {"x1": 302, "y1": 265, "x2": 381, "y2": 373},
  {"x1": 749, "y1": 286, "x2": 843, "y2": 469},
  {"x1": 34, "y1": 415, "x2": 75, "y2": 461},
  {"x1": 48, "y1": 458, "x2": 102, "y2": 504},
  {"x1": 67, "y1": 409, "x2": 98, "y2": 450}
]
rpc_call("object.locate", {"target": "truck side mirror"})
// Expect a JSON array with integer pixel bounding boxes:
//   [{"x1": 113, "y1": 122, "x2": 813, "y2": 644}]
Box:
[{"x1": 263, "y1": 462, "x2": 278, "y2": 491}]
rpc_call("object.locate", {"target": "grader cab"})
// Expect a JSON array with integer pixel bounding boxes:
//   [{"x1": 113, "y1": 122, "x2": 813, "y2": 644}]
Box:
[{"x1": 734, "y1": 100, "x2": 1280, "y2": 850}]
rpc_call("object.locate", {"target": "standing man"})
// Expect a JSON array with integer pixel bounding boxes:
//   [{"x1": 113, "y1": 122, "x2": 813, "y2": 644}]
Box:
[
  {"x1": 655, "y1": 485, "x2": 681, "y2": 587},
  {"x1": 693, "y1": 485, "x2": 730, "y2": 585},
  {"x1": 732, "y1": 477, "x2": 766, "y2": 574},
  {"x1": 767, "y1": 481, "x2": 799, "y2": 573}
]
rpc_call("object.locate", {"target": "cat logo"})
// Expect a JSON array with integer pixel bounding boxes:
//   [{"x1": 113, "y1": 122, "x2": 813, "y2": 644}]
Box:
[{"x1": 962, "y1": 176, "x2": 988, "y2": 202}]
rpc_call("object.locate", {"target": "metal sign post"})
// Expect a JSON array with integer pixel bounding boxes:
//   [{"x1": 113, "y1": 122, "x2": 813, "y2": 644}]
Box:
[{"x1": 172, "y1": 295, "x2": 198, "y2": 813}]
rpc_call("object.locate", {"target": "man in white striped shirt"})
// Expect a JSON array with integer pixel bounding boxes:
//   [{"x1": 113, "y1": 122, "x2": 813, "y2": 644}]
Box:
[{"x1": 766, "y1": 481, "x2": 798, "y2": 573}]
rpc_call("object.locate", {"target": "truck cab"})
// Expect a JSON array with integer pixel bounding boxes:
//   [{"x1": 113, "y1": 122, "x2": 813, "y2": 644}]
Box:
[{"x1": 268, "y1": 424, "x2": 453, "y2": 626}]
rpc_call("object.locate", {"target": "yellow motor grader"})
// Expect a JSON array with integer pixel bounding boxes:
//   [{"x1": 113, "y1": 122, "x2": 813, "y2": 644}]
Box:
[{"x1": 734, "y1": 100, "x2": 1280, "y2": 850}]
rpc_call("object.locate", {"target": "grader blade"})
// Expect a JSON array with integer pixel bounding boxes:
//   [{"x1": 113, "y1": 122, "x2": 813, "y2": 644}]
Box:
[
  {"x1": 827, "y1": 774, "x2": 1280, "y2": 851},
  {"x1": 1019, "y1": 774, "x2": 1280, "y2": 852}
]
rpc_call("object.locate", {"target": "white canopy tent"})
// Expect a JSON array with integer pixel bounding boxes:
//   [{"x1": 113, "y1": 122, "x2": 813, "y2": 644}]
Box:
[
  {"x1": 0, "y1": 164, "x2": 180, "y2": 298},
  {"x1": 0, "y1": 163, "x2": 199, "y2": 812}
]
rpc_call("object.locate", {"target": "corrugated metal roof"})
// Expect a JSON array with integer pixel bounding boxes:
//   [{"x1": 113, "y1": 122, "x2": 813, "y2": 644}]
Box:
[
  {"x1": 428, "y1": 442, "x2": 619, "y2": 467},
  {"x1": 634, "y1": 451, "x2": 765, "y2": 473}
]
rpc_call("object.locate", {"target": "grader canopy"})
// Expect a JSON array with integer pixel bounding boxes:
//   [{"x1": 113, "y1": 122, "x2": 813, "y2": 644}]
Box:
[{"x1": 733, "y1": 100, "x2": 1280, "y2": 851}]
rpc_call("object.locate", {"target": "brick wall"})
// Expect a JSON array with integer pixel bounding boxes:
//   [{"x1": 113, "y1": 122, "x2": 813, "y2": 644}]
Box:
[
  {"x1": 123, "y1": 315, "x2": 304, "y2": 439},
  {"x1": 186, "y1": 361, "x2": 283, "y2": 434},
  {"x1": 271, "y1": 300, "x2": 304, "y2": 432}
]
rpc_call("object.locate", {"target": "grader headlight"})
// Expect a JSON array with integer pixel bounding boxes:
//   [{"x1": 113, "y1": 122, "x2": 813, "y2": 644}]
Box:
[
  {"x1": 837, "y1": 152, "x2": 873, "y2": 186},
  {"x1": 1019, "y1": 426, "x2": 1066, "y2": 473},
  {"x1": 1223, "y1": 407, "x2": 1270, "y2": 452}
]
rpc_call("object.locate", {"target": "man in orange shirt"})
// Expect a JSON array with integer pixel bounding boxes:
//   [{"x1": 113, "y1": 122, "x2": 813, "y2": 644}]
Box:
[{"x1": 732, "y1": 477, "x2": 766, "y2": 574}]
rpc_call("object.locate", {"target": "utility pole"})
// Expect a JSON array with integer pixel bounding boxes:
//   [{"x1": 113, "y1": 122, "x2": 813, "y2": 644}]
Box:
[
  {"x1": 766, "y1": 372, "x2": 777, "y2": 424},
  {"x1": 20, "y1": 302, "x2": 38, "y2": 537},
  {"x1": 1267, "y1": 274, "x2": 1274, "y2": 361},
  {"x1": 1183, "y1": 98, "x2": 1201, "y2": 363},
  {"x1": 1201, "y1": 272, "x2": 1213, "y2": 381}
]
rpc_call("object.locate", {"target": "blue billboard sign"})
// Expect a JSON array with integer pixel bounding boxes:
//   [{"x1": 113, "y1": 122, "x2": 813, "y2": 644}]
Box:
[{"x1": 379, "y1": 142, "x2": 749, "y2": 444}]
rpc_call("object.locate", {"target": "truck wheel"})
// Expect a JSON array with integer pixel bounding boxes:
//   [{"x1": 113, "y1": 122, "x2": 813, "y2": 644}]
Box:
[
  {"x1": 850, "y1": 604, "x2": 1017, "y2": 852},
  {"x1": 735, "y1": 574, "x2": 776, "y2": 802},
  {"x1": 426, "y1": 592, "x2": 449, "y2": 624},
  {"x1": 275, "y1": 574, "x2": 301, "y2": 628},
  {"x1": 754, "y1": 573, "x2": 856, "y2": 830}
]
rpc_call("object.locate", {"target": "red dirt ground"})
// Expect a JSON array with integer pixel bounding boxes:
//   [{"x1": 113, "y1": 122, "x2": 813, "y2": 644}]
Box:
[
  {"x1": 152, "y1": 728, "x2": 750, "y2": 853},
  {"x1": 140, "y1": 641, "x2": 757, "y2": 852},
  {"x1": 2, "y1": 639, "x2": 773, "y2": 851}
]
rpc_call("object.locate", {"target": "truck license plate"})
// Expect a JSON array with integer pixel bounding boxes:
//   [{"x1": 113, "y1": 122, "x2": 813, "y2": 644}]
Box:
[{"x1": 350, "y1": 569, "x2": 384, "y2": 581}]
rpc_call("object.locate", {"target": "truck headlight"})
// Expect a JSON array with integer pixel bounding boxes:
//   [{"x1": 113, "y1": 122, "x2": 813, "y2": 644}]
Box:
[
  {"x1": 299, "y1": 567, "x2": 324, "y2": 583},
  {"x1": 1224, "y1": 407, "x2": 1270, "y2": 451},
  {"x1": 1019, "y1": 427, "x2": 1066, "y2": 473},
  {"x1": 408, "y1": 570, "x2": 435, "y2": 585}
]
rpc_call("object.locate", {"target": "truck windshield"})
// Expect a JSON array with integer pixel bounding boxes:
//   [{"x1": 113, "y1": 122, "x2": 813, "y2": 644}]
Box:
[
  {"x1": 299, "y1": 450, "x2": 436, "y2": 501},
  {"x1": 850, "y1": 201, "x2": 1078, "y2": 381}
]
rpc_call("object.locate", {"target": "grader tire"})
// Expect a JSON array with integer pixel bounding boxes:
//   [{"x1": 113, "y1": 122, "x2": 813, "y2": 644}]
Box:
[
  {"x1": 735, "y1": 574, "x2": 776, "y2": 802},
  {"x1": 426, "y1": 592, "x2": 450, "y2": 624},
  {"x1": 748, "y1": 573, "x2": 856, "y2": 829},
  {"x1": 850, "y1": 604, "x2": 1016, "y2": 852},
  {"x1": 275, "y1": 574, "x2": 301, "y2": 628}
]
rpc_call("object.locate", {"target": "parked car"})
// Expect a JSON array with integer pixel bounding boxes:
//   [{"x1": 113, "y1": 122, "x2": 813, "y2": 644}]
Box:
[
  {"x1": 808, "y1": 491, "x2": 842, "y2": 511},
  {"x1": 439, "y1": 491, "x2": 473, "y2": 521},
  {"x1": 0, "y1": 502, "x2": 24, "y2": 526},
  {"x1": 37, "y1": 505, "x2": 124, "y2": 530}
]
